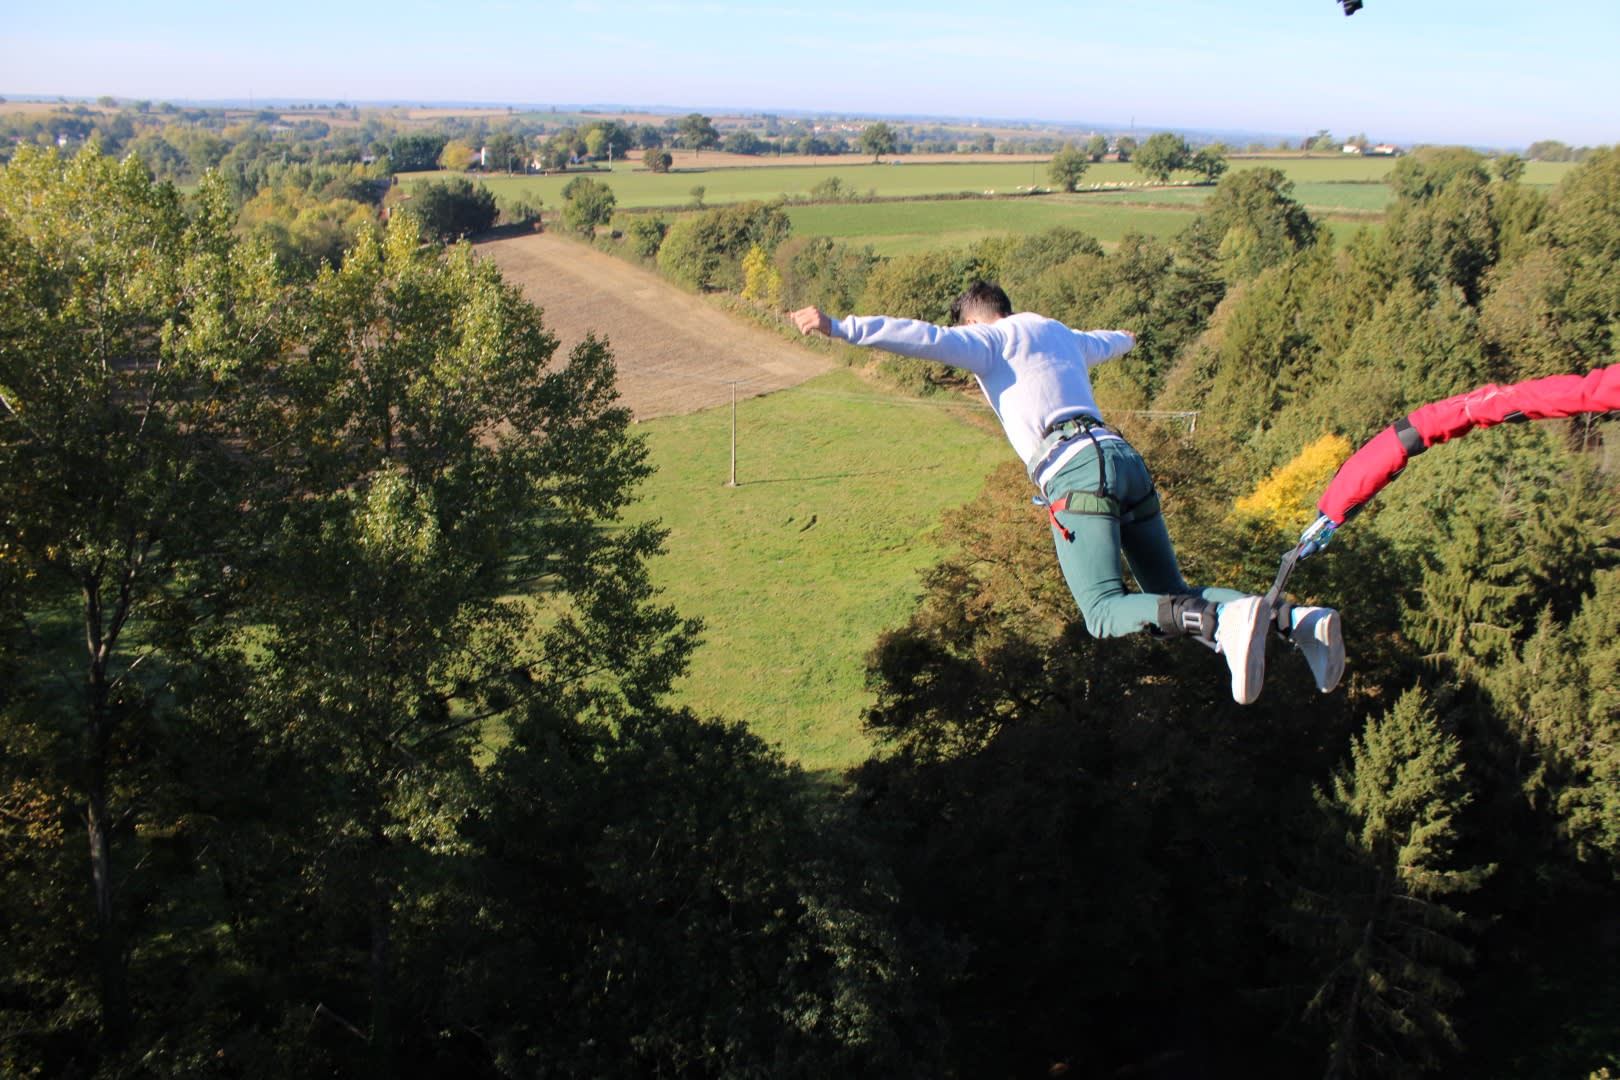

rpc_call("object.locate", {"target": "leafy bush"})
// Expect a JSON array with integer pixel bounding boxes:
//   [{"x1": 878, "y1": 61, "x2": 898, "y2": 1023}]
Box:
[
  {"x1": 403, "y1": 176, "x2": 498, "y2": 242},
  {"x1": 561, "y1": 176, "x2": 616, "y2": 237},
  {"x1": 624, "y1": 214, "x2": 668, "y2": 259},
  {"x1": 657, "y1": 200, "x2": 791, "y2": 292}
]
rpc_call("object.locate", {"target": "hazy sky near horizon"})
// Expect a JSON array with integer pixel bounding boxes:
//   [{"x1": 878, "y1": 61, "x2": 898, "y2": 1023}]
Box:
[{"x1": 5, "y1": 0, "x2": 1615, "y2": 148}]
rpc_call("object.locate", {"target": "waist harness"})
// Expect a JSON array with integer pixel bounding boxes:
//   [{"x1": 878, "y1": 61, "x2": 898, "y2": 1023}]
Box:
[{"x1": 1030, "y1": 415, "x2": 1160, "y2": 541}]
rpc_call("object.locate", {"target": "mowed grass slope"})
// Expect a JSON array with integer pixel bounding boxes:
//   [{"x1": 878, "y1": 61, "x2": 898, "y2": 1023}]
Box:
[{"x1": 621, "y1": 366, "x2": 1004, "y2": 774}]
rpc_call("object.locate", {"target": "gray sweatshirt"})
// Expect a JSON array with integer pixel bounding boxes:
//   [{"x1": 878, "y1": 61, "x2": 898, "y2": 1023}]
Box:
[{"x1": 828, "y1": 312, "x2": 1136, "y2": 490}]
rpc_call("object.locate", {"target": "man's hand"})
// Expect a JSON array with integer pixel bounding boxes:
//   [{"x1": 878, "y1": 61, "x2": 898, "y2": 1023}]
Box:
[{"x1": 791, "y1": 306, "x2": 831, "y2": 337}]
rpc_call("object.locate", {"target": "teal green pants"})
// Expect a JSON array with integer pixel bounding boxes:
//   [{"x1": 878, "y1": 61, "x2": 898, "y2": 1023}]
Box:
[{"x1": 1046, "y1": 438, "x2": 1245, "y2": 638}]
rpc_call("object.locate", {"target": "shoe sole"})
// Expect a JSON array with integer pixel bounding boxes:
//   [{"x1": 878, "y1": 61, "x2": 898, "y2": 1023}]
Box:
[
  {"x1": 1307, "y1": 610, "x2": 1345, "y2": 694},
  {"x1": 1227, "y1": 599, "x2": 1269, "y2": 705}
]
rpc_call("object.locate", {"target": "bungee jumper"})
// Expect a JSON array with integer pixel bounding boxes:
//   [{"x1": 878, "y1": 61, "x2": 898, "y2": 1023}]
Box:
[
  {"x1": 792, "y1": 281, "x2": 1345, "y2": 705},
  {"x1": 1273, "y1": 363, "x2": 1620, "y2": 607}
]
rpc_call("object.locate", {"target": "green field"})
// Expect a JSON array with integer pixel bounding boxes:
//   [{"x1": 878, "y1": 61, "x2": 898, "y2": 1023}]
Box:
[
  {"x1": 412, "y1": 154, "x2": 1585, "y2": 212},
  {"x1": 776, "y1": 193, "x2": 1371, "y2": 256},
  {"x1": 780, "y1": 197, "x2": 1197, "y2": 256},
  {"x1": 620, "y1": 366, "x2": 1004, "y2": 774},
  {"x1": 418, "y1": 156, "x2": 1419, "y2": 212}
]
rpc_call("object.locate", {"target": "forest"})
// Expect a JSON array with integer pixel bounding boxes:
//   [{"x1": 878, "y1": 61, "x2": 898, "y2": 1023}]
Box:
[{"x1": 3, "y1": 130, "x2": 1619, "y2": 1079}]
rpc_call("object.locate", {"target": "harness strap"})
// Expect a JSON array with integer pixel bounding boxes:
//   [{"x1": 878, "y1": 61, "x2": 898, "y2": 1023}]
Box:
[
  {"x1": 1043, "y1": 489, "x2": 1162, "y2": 541},
  {"x1": 1024, "y1": 413, "x2": 1115, "y2": 482}
]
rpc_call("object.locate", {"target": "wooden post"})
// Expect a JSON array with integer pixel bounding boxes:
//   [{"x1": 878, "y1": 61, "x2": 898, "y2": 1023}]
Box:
[{"x1": 728, "y1": 381, "x2": 738, "y2": 487}]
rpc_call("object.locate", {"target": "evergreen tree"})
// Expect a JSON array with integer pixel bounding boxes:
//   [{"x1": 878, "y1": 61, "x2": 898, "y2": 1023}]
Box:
[{"x1": 1286, "y1": 689, "x2": 1494, "y2": 1078}]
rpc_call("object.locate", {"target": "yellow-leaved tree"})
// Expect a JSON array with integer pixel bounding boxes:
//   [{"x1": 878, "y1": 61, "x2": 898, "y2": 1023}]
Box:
[
  {"x1": 1232, "y1": 433, "x2": 1353, "y2": 533},
  {"x1": 740, "y1": 244, "x2": 784, "y2": 308}
]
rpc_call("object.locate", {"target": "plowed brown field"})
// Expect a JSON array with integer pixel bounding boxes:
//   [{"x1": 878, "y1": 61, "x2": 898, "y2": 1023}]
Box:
[{"x1": 478, "y1": 231, "x2": 833, "y2": 420}]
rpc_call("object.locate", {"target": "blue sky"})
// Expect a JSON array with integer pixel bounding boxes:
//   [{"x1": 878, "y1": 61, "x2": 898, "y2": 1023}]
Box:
[{"x1": 5, "y1": 0, "x2": 1616, "y2": 148}]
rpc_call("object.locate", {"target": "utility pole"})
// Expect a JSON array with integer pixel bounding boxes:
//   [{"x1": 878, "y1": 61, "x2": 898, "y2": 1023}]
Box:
[{"x1": 727, "y1": 381, "x2": 738, "y2": 487}]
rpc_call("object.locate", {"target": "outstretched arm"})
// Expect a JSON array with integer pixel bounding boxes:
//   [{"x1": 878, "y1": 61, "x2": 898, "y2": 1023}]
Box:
[
  {"x1": 791, "y1": 307, "x2": 998, "y2": 374},
  {"x1": 1071, "y1": 327, "x2": 1136, "y2": 365}
]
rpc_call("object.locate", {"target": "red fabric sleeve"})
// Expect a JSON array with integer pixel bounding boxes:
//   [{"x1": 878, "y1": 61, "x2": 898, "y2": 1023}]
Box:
[
  {"x1": 1317, "y1": 426, "x2": 1409, "y2": 525},
  {"x1": 1315, "y1": 364, "x2": 1620, "y2": 524}
]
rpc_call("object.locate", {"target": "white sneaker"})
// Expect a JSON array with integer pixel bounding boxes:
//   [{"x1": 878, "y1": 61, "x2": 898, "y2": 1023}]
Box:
[
  {"x1": 1214, "y1": 596, "x2": 1269, "y2": 705},
  {"x1": 1290, "y1": 606, "x2": 1345, "y2": 693}
]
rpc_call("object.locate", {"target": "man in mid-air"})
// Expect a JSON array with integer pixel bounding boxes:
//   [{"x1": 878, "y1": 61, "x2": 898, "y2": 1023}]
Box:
[{"x1": 792, "y1": 281, "x2": 1344, "y2": 704}]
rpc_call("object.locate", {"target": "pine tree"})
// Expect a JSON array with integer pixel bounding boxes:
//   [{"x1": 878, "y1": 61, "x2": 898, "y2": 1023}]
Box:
[{"x1": 1287, "y1": 689, "x2": 1494, "y2": 1077}]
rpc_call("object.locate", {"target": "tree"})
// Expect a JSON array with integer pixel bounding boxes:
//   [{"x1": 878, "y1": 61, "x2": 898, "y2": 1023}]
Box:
[
  {"x1": 485, "y1": 130, "x2": 524, "y2": 173},
  {"x1": 1525, "y1": 139, "x2": 1570, "y2": 162},
  {"x1": 388, "y1": 132, "x2": 449, "y2": 173},
  {"x1": 437, "y1": 137, "x2": 478, "y2": 172},
  {"x1": 677, "y1": 112, "x2": 720, "y2": 155},
  {"x1": 1494, "y1": 152, "x2": 1527, "y2": 183},
  {"x1": 1134, "y1": 131, "x2": 1191, "y2": 183},
  {"x1": 1184, "y1": 166, "x2": 1319, "y2": 283},
  {"x1": 1047, "y1": 142, "x2": 1089, "y2": 192},
  {"x1": 584, "y1": 120, "x2": 633, "y2": 162},
  {"x1": 741, "y1": 244, "x2": 784, "y2": 307},
  {"x1": 810, "y1": 175, "x2": 849, "y2": 201},
  {"x1": 1189, "y1": 145, "x2": 1229, "y2": 183},
  {"x1": 1384, "y1": 146, "x2": 1499, "y2": 305},
  {"x1": 657, "y1": 200, "x2": 791, "y2": 292},
  {"x1": 1286, "y1": 690, "x2": 1493, "y2": 1077},
  {"x1": 404, "y1": 176, "x2": 499, "y2": 241},
  {"x1": 465, "y1": 707, "x2": 931, "y2": 1076},
  {"x1": 237, "y1": 179, "x2": 377, "y2": 275},
  {"x1": 625, "y1": 213, "x2": 668, "y2": 258},
  {"x1": 234, "y1": 215, "x2": 700, "y2": 1072},
  {"x1": 642, "y1": 146, "x2": 673, "y2": 173},
  {"x1": 859, "y1": 121, "x2": 897, "y2": 162},
  {"x1": 724, "y1": 130, "x2": 765, "y2": 155},
  {"x1": 1086, "y1": 133, "x2": 1109, "y2": 161},
  {"x1": 1114, "y1": 134, "x2": 1136, "y2": 162},
  {"x1": 561, "y1": 176, "x2": 617, "y2": 237},
  {"x1": 0, "y1": 146, "x2": 282, "y2": 1056}
]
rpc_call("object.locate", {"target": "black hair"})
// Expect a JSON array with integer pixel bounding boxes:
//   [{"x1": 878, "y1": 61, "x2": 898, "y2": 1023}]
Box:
[{"x1": 949, "y1": 279, "x2": 1013, "y2": 325}]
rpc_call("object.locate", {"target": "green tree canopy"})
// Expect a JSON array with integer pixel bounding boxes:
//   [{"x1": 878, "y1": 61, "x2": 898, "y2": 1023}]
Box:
[
  {"x1": 1133, "y1": 131, "x2": 1192, "y2": 183},
  {"x1": 403, "y1": 176, "x2": 498, "y2": 241},
  {"x1": 642, "y1": 146, "x2": 673, "y2": 173},
  {"x1": 388, "y1": 132, "x2": 449, "y2": 173},
  {"x1": 1047, "y1": 142, "x2": 1089, "y2": 192},
  {"x1": 560, "y1": 175, "x2": 617, "y2": 236},
  {"x1": 0, "y1": 146, "x2": 284, "y2": 1053},
  {"x1": 859, "y1": 121, "x2": 897, "y2": 161},
  {"x1": 677, "y1": 112, "x2": 720, "y2": 154}
]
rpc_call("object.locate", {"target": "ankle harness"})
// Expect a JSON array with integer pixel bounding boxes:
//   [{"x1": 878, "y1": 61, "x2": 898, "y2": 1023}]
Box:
[{"x1": 1156, "y1": 594, "x2": 1217, "y2": 645}]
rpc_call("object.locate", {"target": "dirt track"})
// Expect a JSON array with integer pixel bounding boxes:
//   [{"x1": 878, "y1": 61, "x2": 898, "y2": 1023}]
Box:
[{"x1": 478, "y1": 231, "x2": 833, "y2": 420}]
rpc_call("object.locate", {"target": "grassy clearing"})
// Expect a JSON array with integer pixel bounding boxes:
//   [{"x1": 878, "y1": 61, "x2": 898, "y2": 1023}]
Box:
[
  {"x1": 620, "y1": 366, "x2": 1004, "y2": 774},
  {"x1": 776, "y1": 194, "x2": 1379, "y2": 256},
  {"x1": 432, "y1": 160, "x2": 1068, "y2": 211},
  {"x1": 783, "y1": 197, "x2": 1197, "y2": 256}
]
